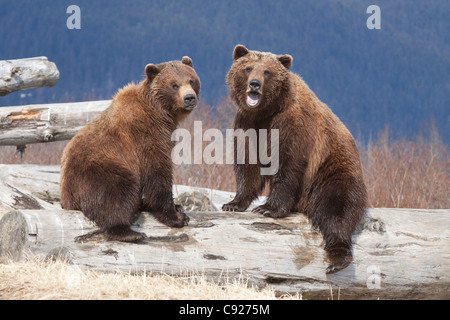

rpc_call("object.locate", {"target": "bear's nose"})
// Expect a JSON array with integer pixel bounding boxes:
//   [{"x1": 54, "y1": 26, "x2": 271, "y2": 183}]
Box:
[
  {"x1": 249, "y1": 79, "x2": 261, "y2": 91},
  {"x1": 184, "y1": 94, "x2": 197, "y2": 106}
]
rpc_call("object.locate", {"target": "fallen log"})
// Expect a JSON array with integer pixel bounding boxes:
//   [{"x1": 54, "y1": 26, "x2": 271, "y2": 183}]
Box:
[
  {"x1": 0, "y1": 100, "x2": 111, "y2": 146},
  {"x1": 0, "y1": 207, "x2": 449, "y2": 299},
  {"x1": 0, "y1": 57, "x2": 59, "y2": 96},
  {"x1": 0, "y1": 165, "x2": 62, "y2": 212},
  {"x1": 0, "y1": 164, "x2": 448, "y2": 299}
]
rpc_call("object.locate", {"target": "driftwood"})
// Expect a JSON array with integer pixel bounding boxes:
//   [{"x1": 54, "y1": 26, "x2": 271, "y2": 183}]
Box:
[
  {"x1": 0, "y1": 208, "x2": 449, "y2": 299},
  {"x1": 0, "y1": 165, "x2": 62, "y2": 213},
  {"x1": 0, "y1": 165, "x2": 449, "y2": 299},
  {"x1": 0, "y1": 100, "x2": 111, "y2": 147},
  {"x1": 0, "y1": 57, "x2": 59, "y2": 96}
]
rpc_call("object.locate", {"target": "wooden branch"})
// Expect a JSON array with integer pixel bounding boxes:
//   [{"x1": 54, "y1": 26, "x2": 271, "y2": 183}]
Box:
[
  {"x1": 0, "y1": 164, "x2": 448, "y2": 299},
  {"x1": 0, "y1": 57, "x2": 60, "y2": 96},
  {"x1": 0, "y1": 100, "x2": 111, "y2": 146}
]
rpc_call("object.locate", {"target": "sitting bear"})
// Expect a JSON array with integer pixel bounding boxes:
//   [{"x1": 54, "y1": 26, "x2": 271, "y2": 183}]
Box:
[
  {"x1": 60, "y1": 57, "x2": 200, "y2": 242},
  {"x1": 222, "y1": 45, "x2": 367, "y2": 274}
]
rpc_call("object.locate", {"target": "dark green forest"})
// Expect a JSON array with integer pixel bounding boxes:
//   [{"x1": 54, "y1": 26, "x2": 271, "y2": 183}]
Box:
[{"x1": 0, "y1": 0, "x2": 449, "y2": 143}]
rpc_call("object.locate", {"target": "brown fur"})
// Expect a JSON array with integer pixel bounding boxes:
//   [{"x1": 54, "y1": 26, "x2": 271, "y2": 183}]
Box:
[
  {"x1": 222, "y1": 45, "x2": 367, "y2": 273},
  {"x1": 60, "y1": 57, "x2": 200, "y2": 242}
]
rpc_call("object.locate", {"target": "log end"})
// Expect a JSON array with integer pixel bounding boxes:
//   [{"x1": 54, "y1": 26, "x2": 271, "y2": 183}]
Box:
[
  {"x1": 0, "y1": 210, "x2": 29, "y2": 263},
  {"x1": 0, "y1": 57, "x2": 60, "y2": 96}
]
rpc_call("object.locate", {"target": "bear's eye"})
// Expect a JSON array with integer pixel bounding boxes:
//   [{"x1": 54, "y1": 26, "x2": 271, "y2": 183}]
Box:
[
  {"x1": 189, "y1": 80, "x2": 194, "y2": 86},
  {"x1": 245, "y1": 67, "x2": 252, "y2": 73},
  {"x1": 172, "y1": 84, "x2": 179, "y2": 90},
  {"x1": 264, "y1": 70, "x2": 271, "y2": 76}
]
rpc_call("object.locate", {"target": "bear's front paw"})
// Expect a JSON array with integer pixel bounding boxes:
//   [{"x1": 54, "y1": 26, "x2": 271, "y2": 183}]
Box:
[
  {"x1": 166, "y1": 212, "x2": 190, "y2": 228},
  {"x1": 156, "y1": 208, "x2": 190, "y2": 228},
  {"x1": 222, "y1": 201, "x2": 248, "y2": 212},
  {"x1": 252, "y1": 204, "x2": 289, "y2": 218}
]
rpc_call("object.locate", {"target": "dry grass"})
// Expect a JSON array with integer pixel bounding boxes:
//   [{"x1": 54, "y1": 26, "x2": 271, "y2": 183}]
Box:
[{"x1": 0, "y1": 259, "x2": 298, "y2": 300}]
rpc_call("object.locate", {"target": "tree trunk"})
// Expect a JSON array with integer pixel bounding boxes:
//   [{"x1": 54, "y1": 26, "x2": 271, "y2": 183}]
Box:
[
  {"x1": 0, "y1": 57, "x2": 59, "y2": 96},
  {"x1": 0, "y1": 100, "x2": 111, "y2": 146}
]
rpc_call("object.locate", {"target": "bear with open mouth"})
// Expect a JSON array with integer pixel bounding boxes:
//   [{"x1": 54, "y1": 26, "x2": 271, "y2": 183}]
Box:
[{"x1": 223, "y1": 45, "x2": 368, "y2": 274}]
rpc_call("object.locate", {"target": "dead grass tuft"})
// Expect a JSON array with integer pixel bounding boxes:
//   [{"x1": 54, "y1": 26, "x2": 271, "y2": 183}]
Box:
[{"x1": 0, "y1": 259, "x2": 300, "y2": 300}]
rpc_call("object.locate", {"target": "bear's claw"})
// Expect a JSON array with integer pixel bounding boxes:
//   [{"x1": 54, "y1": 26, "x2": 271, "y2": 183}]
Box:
[
  {"x1": 252, "y1": 204, "x2": 288, "y2": 218},
  {"x1": 326, "y1": 260, "x2": 352, "y2": 274},
  {"x1": 222, "y1": 202, "x2": 248, "y2": 212},
  {"x1": 326, "y1": 247, "x2": 353, "y2": 274}
]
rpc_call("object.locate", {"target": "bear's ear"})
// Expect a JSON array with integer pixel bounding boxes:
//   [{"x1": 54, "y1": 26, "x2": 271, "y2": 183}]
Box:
[
  {"x1": 277, "y1": 54, "x2": 293, "y2": 69},
  {"x1": 145, "y1": 64, "x2": 160, "y2": 82},
  {"x1": 233, "y1": 44, "x2": 249, "y2": 60},
  {"x1": 181, "y1": 56, "x2": 193, "y2": 68}
]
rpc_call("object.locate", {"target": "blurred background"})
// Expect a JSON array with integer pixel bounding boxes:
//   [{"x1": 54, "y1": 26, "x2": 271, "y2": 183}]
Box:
[
  {"x1": 1, "y1": 0, "x2": 448, "y2": 143},
  {"x1": 0, "y1": 0, "x2": 448, "y2": 208}
]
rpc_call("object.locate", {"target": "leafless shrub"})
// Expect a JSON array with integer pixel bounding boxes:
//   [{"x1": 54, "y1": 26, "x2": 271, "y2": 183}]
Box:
[{"x1": 360, "y1": 126, "x2": 449, "y2": 209}]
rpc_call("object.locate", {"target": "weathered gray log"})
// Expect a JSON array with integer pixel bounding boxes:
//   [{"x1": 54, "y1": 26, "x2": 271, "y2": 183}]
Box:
[
  {"x1": 0, "y1": 208, "x2": 449, "y2": 299},
  {"x1": 0, "y1": 100, "x2": 111, "y2": 146},
  {"x1": 0, "y1": 57, "x2": 59, "y2": 96},
  {"x1": 0, "y1": 164, "x2": 448, "y2": 299},
  {"x1": 0, "y1": 165, "x2": 62, "y2": 212}
]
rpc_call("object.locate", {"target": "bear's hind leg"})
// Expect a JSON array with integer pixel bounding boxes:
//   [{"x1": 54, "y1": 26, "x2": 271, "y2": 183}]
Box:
[
  {"x1": 325, "y1": 244, "x2": 354, "y2": 274},
  {"x1": 308, "y1": 178, "x2": 366, "y2": 274},
  {"x1": 319, "y1": 215, "x2": 355, "y2": 274},
  {"x1": 79, "y1": 164, "x2": 146, "y2": 242}
]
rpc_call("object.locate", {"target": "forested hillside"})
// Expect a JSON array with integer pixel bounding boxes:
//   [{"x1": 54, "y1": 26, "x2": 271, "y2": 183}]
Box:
[{"x1": 0, "y1": 0, "x2": 448, "y2": 143}]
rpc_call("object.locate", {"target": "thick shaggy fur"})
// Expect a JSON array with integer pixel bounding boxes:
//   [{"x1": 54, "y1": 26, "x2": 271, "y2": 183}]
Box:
[
  {"x1": 60, "y1": 57, "x2": 200, "y2": 242},
  {"x1": 222, "y1": 45, "x2": 367, "y2": 273}
]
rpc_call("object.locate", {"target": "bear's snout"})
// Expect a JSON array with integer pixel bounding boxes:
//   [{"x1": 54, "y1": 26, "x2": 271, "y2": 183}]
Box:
[
  {"x1": 249, "y1": 78, "x2": 262, "y2": 91},
  {"x1": 179, "y1": 84, "x2": 198, "y2": 110},
  {"x1": 183, "y1": 93, "x2": 197, "y2": 108},
  {"x1": 246, "y1": 78, "x2": 262, "y2": 108}
]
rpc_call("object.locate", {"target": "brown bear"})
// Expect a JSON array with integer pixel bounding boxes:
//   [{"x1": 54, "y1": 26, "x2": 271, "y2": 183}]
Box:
[
  {"x1": 60, "y1": 57, "x2": 200, "y2": 242},
  {"x1": 222, "y1": 45, "x2": 367, "y2": 274}
]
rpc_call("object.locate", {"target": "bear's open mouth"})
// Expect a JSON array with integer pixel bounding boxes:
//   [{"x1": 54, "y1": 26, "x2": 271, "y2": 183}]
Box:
[{"x1": 246, "y1": 92, "x2": 261, "y2": 107}]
